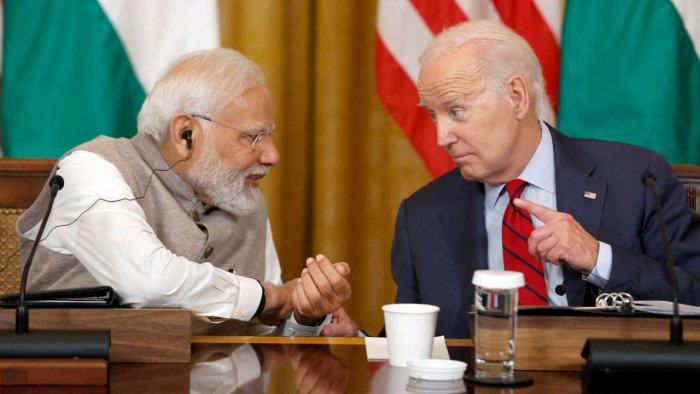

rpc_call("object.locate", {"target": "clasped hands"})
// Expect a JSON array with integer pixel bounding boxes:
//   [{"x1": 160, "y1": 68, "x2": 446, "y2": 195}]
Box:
[
  {"x1": 258, "y1": 254, "x2": 352, "y2": 329},
  {"x1": 513, "y1": 198, "x2": 599, "y2": 275}
]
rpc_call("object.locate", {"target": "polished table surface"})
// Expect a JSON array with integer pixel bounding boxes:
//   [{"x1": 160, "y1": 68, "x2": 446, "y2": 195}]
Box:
[
  {"x1": 101, "y1": 336, "x2": 583, "y2": 394},
  {"x1": 4, "y1": 309, "x2": 695, "y2": 392}
]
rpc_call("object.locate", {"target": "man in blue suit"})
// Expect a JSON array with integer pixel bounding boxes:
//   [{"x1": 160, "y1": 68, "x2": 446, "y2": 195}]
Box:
[{"x1": 391, "y1": 20, "x2": 700, "y2": 339}]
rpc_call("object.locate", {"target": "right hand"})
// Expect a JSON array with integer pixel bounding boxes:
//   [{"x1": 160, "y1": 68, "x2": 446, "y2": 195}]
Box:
[{"x1": 514, "y1": 198, "x2": 599, "y2": 275}]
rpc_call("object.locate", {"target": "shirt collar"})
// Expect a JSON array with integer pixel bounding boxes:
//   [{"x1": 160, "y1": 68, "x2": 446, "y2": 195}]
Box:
[{"x1": 484, "y1": 121, "x2": 555, "y2": 208}]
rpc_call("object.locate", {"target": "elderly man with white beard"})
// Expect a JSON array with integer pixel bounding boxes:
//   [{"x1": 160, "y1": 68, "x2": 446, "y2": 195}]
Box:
[{"x1": 16, "y1": 49, "x2": 354, "y2": 336}]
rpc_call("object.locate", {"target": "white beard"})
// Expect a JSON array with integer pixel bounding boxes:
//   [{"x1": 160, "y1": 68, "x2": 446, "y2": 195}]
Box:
[{"x1": 186, "y1": 141, "x2": 267, "y2": 216}]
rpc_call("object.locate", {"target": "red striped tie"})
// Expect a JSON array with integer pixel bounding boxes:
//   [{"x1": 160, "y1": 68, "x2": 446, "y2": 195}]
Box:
[{"x1": 502, "y1": 179, "x2": 548, "y2": 305}]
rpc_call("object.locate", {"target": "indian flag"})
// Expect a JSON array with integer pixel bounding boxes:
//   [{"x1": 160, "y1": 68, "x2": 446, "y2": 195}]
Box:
[
  {"x1": 1, "y1": 0, "x2": 220, "y2": 158},
  {"x1": 559, "y1": 0, "x2": 700, "y2": 165}
]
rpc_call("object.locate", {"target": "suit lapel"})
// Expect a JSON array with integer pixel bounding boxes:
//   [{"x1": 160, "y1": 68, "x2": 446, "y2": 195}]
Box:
[
  {"x1": 431, "y1": 127, "x2": 606, "y2": 307},
  {"x1": 550, "y1": 126, "x2": 607, "y2": 305},
  {"x1": 439, "y1": 179, "x2": 488, "y2": 299}
]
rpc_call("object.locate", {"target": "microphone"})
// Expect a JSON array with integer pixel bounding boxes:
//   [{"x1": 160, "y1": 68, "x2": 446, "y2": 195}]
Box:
[
  {"x1": 642, "y1": 171, "x2": 682, "y2": 345},
  {"x1": 16, "y1": 175, "x2": 64, "y2": 333},
  {"x1": 1, "y1": 155, "x2": 191, "y2": 358},
  {"x1": 581, "y1": 171, "x2": 700, "y2": 389},
  {"x1": 49, "y1": 174, "x2": 65, "y2": 192},
  {"x1": 0, "y1": 175, "x2": 110, "y2": 358}
]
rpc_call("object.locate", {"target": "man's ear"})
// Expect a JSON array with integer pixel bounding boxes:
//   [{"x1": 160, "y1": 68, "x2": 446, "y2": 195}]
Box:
[
  {"x1": 507, "y1": 75, "x2": 530, "y2": 120},
  {"x1": 168, "y1": 113, "x2": 195, "y2": 158}
]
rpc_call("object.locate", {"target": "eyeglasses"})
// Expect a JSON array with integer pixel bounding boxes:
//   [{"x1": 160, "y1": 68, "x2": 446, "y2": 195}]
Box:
[{"x1": 191, "y1": 113, "x2": 275, "y2": 150}]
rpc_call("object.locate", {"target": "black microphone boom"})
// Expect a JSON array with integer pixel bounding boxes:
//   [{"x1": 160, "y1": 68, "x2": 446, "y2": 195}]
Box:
[
  {"x1": 581, "y1": 171, "x2": 700, "y2": 389},
  {"x1": 0, "y1": 175, "x2": 110, "y2": 358},
  {"x1": 643, "y1": 171, "x2": 682, "y2": 345},
  {"x1": 16, "y1": 175, "x2": 63, "y2": 334}
]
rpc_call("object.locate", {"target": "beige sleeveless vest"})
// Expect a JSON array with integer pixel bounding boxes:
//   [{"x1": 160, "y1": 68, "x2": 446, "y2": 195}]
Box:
[{"x1": 16, "y1": 134, "x2": 270, "y2": 334}]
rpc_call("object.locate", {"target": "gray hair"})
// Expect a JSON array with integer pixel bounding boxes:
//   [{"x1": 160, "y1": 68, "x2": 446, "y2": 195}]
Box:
[
  {"x1": 138, "y1": 48, "x2": 266, "y2": 145},
  {"x1": 420, "y1": 20, "x2": 549, "y2": 116}
]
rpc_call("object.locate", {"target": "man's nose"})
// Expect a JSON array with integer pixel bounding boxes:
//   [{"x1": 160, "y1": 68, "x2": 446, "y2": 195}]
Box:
[
  {"x1": 258, "y1": 138, "x2": 280, "y2": 166},
  {"x1": 436, "y1": 120, "x2": 458, "y2": 148}
]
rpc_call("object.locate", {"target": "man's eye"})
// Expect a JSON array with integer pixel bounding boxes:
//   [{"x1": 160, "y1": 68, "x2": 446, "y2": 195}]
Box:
[
  {"x1": 252, "y1": 133, "x2": 265, "y2": 144},
  {"x1": 450, "y1": 109, "x2": 464, "y2": 117}
]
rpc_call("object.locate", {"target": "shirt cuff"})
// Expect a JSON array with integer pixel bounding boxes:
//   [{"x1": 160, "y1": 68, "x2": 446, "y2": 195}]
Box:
[
  {"x1": 281, "y1": 313, "x2": 332, "y2": 337},
  {"x1": 234, "y1": 276, "x2": 264, "y2": 321},
  {"x1": 583, "y1": 241, "x2": 612, "y2": 289}
]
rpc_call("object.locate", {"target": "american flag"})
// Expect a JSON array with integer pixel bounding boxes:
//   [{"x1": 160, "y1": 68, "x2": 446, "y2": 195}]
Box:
[{"x1": 376, "y1": 0, "x2": 563, "y2": 177}]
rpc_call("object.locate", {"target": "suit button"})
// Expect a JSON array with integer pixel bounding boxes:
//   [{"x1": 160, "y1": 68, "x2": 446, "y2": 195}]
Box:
[{"x1": 204, "y1": 246, "x2": 214, "y2": 258}]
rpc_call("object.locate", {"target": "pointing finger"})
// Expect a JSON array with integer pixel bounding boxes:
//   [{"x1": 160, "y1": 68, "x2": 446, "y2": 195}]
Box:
[{"x1": 513, "y1": 198, "x2": 558, "y2": 223}]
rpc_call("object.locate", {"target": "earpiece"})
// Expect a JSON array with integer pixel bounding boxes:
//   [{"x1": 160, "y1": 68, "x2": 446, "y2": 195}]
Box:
[{"x1": 181, "y1": 129, "x2": 193, "y2": 150}]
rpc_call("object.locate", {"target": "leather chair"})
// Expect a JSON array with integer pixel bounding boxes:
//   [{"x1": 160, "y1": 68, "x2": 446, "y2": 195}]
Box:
[
  {"x1": 0, "y1": 158, "x2": 56, "y2": 295},
  {"x1": 672, "y1": 164, "x2": 700, "y2": 214}
]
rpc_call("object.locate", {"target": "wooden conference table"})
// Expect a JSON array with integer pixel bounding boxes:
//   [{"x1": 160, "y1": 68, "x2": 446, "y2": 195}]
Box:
[
  {"x1": 103, "y1": 336, "x2": 581, "y2": 394},
  {"x1": 4, "y1": 308, "x2": 698, "y2": 392}
]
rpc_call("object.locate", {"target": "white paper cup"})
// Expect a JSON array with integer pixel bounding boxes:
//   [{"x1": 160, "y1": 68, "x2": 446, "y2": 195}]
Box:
[{"x1": 382, "y1": 303, "x2": 440, "y2": 367}]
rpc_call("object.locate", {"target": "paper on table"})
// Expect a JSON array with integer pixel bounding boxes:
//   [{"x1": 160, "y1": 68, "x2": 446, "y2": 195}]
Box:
[
  {"x1": 634, "y1": 300, "x2": 700, "y2": 316},
  {"x1": 365, "y1": 336, "x2": 450, "y2": 361}
]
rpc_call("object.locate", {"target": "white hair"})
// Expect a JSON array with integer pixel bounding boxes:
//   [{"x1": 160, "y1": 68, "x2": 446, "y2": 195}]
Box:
[
  {"x1": 420, "y1": 20, "x2": 550, "y2": 117},
  {"x1": 137, "y1": 48, "x2": 266, "y2": 145}
]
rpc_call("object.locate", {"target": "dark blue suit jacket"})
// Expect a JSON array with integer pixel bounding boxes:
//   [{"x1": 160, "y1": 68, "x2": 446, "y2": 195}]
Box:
[{"x1": 391, "y1": 126, "x2": 700, "y2": 338}]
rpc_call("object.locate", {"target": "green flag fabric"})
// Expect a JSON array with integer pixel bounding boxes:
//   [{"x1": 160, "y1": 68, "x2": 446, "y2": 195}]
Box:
[
  {"x1": 559, "y1": 0, "x2": 700, "y2": 165},
  {"x1": 1, "y1": 0, "x2": 219, "y2": 158},
  {"x1": 2, "y1": 1, "x2": 144, "y2": 158}
]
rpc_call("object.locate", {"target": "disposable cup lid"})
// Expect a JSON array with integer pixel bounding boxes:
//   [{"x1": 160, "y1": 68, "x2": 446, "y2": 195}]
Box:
[{"x1": 472, "y1": 270, "x2": 524, "y2": 290}]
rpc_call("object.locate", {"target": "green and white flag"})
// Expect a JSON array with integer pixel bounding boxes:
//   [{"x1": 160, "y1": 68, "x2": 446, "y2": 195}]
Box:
[
  {"x1": 1, "y1": 0, "x2": 219, "y2": 157},
  {"x1": 559, "y1": 0, "x2": 700, "y2": 164}
]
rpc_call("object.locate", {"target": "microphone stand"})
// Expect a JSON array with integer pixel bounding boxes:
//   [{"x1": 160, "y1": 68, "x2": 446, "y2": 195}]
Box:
[
  {"x1": 0, "y1": 175, "x2": 111, "y2": 358},
  {"x1": 644, "y1": 173, "x2": 682, "y2": 346},
  {"x1": 581, "y1": 172, "x2": 700, "y2": 389},
  {"x1": 16, "y1": 176, "x2": 62, "y2": 334}
]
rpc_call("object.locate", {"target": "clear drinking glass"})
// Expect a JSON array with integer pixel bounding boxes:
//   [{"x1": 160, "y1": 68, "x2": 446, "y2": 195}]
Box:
[{"x1": 471, "y1": 270, "x2": 524, "y2": 379}]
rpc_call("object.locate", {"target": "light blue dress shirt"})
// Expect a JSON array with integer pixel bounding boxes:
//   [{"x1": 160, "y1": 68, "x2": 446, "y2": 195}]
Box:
[{"x1": 483, "y1": 122, "x2": 611, "y2": 306}]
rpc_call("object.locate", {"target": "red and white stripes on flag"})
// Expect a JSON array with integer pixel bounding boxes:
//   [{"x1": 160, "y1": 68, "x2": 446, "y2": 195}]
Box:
[{"x1": 376, "y1": 0, "x2": 563, "y2": 177}]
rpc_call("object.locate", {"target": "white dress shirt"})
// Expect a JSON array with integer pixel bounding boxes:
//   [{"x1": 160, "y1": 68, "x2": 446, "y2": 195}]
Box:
[{"x1": 24, "y1": 150, "x2": 325, "y2": 335}]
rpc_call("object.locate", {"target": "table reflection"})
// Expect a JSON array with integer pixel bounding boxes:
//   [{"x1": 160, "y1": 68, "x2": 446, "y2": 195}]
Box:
[
  {"x1": 190, "y1": 343, "x2": 350, "y2": 394},
  {"x1": 187, "y1": 339, "x2": 581, "y2": 394}
]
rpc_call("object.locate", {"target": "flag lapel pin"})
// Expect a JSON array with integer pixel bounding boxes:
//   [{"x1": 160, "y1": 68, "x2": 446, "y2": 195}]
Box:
[{"x1": 584, "y1": 191, "x2": 597, "y2": 200}]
